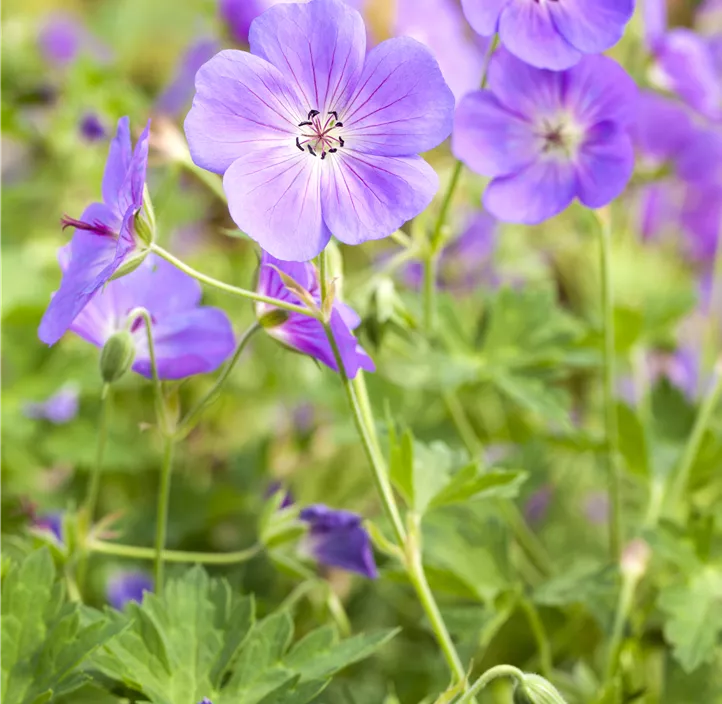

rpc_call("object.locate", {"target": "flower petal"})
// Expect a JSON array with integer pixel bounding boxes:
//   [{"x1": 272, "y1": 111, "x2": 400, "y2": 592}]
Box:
[
  {"x1": 249, "y1": 0, "x2": 366, "y2": 114},
  {"x1": 133, "y1": 307, "x2": 235, "y2": 380},
  {"x1": 102, "y1": 117, "x2": 132, "y2": 207},
  {"x1": 575, "y1": 121, "x2": 635, "y2": 209},
  {"x1": 483, "y1": 158, "x2": 576, "y2": 224},
  {"x1": 223, "y1": 145, "x2": 331, "y2": 262},
  {"x1": 549, "y1": 0, "x2": 634, "y2": 55},
  {"x1": 460, "y1": 0, "x2": 510, "y2": 35},
  {"x1": 321, "y1": 152, "x2": 438, "y2": 246},
  {"x1": 127, "y1": 256, "x2": 203, "y2": 319},
  {"x1": 341, "y1": 37, "x2": 455, "y2": 156},
  {"x1": 631, "y1": 91, "x2": 694, "y2": 163},
  {"x1": 498, "y1": 2, "x2": 581, "y2": 70},
  {"x1": 452, "y1": 90, "x2": 537, "y2": 178},
  {"x1": 114, "y1": 120, "x2": 151, "y2": 218},
  {"x1": 185, "y1": 50, "x2": 300, "y2": 175}
]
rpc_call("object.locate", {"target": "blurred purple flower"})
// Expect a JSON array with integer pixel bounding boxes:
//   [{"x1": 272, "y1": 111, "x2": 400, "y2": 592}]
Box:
[
  {"x1": 618, "y1": 348, "x2": 700, "y2": 404},
  {"x1": 65, "y1": 254, "x2": 235, "y2": 380},
  {"x1": 107, "y1": 571, "x2": 153, "y2": 610},
  {"x1": 453, "y1": 49, "x2": 636, "y2": 225},
  {"x1": 198, "y1": 700, "x2": 212, "y2": 704},
  {"x1": 156, "y1": 38, "x2": 220, "y2": 118},
  {"x1": 33, "y1": 512, "x2": 64, "y2": 542},
  {"x1": 186, "y1": 0, "x2": 454, "y2": 261},
  {"x1": 584, "y1": 491, "x2": 609, "y2": 525},
  {"x1": 266, "y1": 481, "x2": 295, "y2": 509},
  {"x1": 256, "y1": 252, "x2": 374, "y2": 379},
  {"x1": 79, "y1": 113, "x2": 106, "y2": 142},
  {"x1": 37, "y1": 12, "x2": 110, "y2": 67},
  {"x1": 394, "y1": 0, "x2": 490, "y2": 102},
  {"x1": 38, "y1": 117, "x2": 151, "y2": 346},
  {"x1": 460, "y1": 0, "x2": 634, "y2": 70},
  {"x1": 524, "y1": 485, "x2": 553, "y2": 525},
  {"x1": 300, "y1": 504, "x2": 378, "y2": 578},
  {"x1": 24, "y1": 385, "x2": 79, "y2": 424}
]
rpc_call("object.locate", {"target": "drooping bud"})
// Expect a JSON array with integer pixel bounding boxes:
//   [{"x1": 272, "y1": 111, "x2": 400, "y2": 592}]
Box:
[
  {"x1": 513, "y1": 674, "x2": 568, "y2": 704},
  {"x1": 109, "y1": 249, "x2": 149, "y2": 281},
  {"x1": 100, "y1": 330, "x2": 136, "y2": 383}
]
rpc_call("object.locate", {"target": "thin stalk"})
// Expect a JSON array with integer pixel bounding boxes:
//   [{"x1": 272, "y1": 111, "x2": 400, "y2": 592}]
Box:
[
  {"x1": 150, "y1": 244, "x2": 317, "y2": 318},
  {"x1": 443, "y1": 390, "x2": 482, "y2": 457},
  {"x1": 665, "y1": 361, "x2": 722, "y2": 516},
  {"x1": 604, "y1": 571, "x2": 640, "y2": 680},
  {"x1": 456, "y1": 665, "x2": 525, "y2": 703},
  {"x1": 176, "y1": 323, "x2": 261, "y2": 437},
  {"x1": 154, "y1": 436, "x2": 175, "y2": 590},
  {"x1": 596, "y1": 209, "x2": 622, "y2": 561},
  {"x1": 128, "y1": 308, "x2": 164, "y2": 424},
  {"x1": 319, "y1": 248, "x2": 329, "y2": 303},
  {"x1": 519, "y1": 598, "x2": 552, "y2": 677},
  {"x1": 353, "y1": 372, "x2": 384, "y2": 458},
  {"x1": 422, "y1": 253, "x2": 439, "y2": 334},
  {"x1": 84, "y1": 383, "x2": 111, "y2": 521},
  {"x1": 89, "y1": 538, "x2": 261, "y2": 564}
]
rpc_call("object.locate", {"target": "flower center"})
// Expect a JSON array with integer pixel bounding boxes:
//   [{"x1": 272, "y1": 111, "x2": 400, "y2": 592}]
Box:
[
  {"x1": 61, "y1": 214, "x2": 116, "y2": 238},
  {"x1": 538, "y1": 117, "x2": 583, "y2": 159},
  {"x1": 295, "y1": 109, "x2": 345, "y2": 160}
]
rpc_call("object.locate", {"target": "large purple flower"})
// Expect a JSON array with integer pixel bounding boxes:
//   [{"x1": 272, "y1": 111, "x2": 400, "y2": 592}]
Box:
[
  {"x1": 299, "y1": 504, "x2": 378, "y2": 578},
  {"x1": 38, "y1": 117, "x2": 151, "y2": 346},
  {"x1": 460, "y1": 0, "x2": 634, "y2": 70},
  {"x1": 65, "y1": 254, "x2": 235, "y2": 380},
  {"x1": 256, "y1": 252, "x2": 374, "y2": 378},
  {"x1": 186, "y1": 0, "x2": 454, "y2": 262},
  {"x1": 107, "y1": 571, "x2": 153, "y2": 610},
  {"x1": 452, "y1": 50, "x2": 637, "y2": 224}
]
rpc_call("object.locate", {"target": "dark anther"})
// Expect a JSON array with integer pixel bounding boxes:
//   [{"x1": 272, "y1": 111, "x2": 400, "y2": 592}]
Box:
[
  {"x1": 328, "y1": 148, "x2": 338, "y2": 153},
  {"x1": 298, "y1": 120, "x2": 312, "y2": 127},
  {"x1": 328, "y1": 111, "x2": 338, "y2": 120},
  {"x1": 307, "y1": 145, "x2": 317, "y2": 156},
  {"x1": 321, "y1": 151, "x2": 327, "y2": 160},
  {"x1": 308, "y1": 109, "x2": 320, "y2": 119},
  {"x1": 334, "y1": 121, "x2": 343, "y2": 128},
  {"x1": 338, "y1": 137, "x2": 345, "y2": 147},
  {"x1": 295, "y1": 137, "x2": 304, "y2": 151}
]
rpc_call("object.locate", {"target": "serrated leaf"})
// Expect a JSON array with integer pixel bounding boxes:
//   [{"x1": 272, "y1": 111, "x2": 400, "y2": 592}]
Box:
[
  {"x1": 255, "y1": 676, "x2": 328, "y2": 704},
  {"x1": 658, "y1": 567, "x2": 722, "y2": 672},
  {"x1": 429, "y1": 466, "x2": 527, "y2": 509},
  {"x1": 493, "y1": 373, "x2": 572, "y2": 427}
]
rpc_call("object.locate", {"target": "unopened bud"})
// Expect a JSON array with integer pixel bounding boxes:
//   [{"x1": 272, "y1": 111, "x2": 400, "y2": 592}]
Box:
[
  {"x1": 621, "y1": 538, "x2": 651, "y2": 581},
  {"x1": 100, "y1": 331, "x2": 136, "y2": 383},
  {"x1": 134, "y1": 210, "x2": 154, "y2": 247},
  {"x1": 110, "y1": 249, "x2": 149, "y2": 281},
  {"x1": 513, "y1": 675, "x2": 567, "y2": 704}
]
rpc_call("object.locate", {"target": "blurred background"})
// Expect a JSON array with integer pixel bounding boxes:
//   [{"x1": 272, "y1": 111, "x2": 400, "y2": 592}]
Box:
[{"x1": 2, "y1": 0, "x2": 722, "y2": 702}]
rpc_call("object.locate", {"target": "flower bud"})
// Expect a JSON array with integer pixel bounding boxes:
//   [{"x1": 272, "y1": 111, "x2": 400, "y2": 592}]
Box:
[
  {"x1": 621, "y1": 538, "x2": 651, "y2": 581},
  {"x1": 513, "y1": 674, "x2": 567, "y2": 704},
  {"x1": 110, "y1": 248, "x2": 149, "y2": 281},
  {"x1": 100, "y1": 331, "x2": 136, "y2": 383},
  {"x1": 258, "y1": 308, "x2": 290, "y2": 329},
  {"x1": 134, "y1": 210, "x2": 155, "y2": 247}
]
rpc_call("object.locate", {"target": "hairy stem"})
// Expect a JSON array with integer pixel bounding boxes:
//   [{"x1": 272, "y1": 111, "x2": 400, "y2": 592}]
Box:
[
  {"x1": 154, "y1": 436, "x2": 175, "y2": 590},
  {"x1": 456, "y1": 664, "x2": 525, "y2": 703},
  {"x1": 88, "y1": 538, "x2": 261, "y2": 564}
]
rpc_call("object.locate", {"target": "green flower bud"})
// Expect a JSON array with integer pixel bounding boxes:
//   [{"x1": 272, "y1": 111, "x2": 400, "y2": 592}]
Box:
[
  {"x1": 109, "y1": 249, "x2": 149, "y2": 281},
  {"x1": 134, "y1": 211, "x2": 155, "y2": 247},
  {"x1": 100, "y1": 330, "x2": 136, "y2": 383},
  {"x1": 513, "y1": 675, "x2": 567, "y2": 704},
  {"x1": 258, "y1": 308, "x2": 290, "y2": 329}
]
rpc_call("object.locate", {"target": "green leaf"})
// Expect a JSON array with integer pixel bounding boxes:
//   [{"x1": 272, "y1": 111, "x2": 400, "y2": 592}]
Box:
[
  {"x1": 429, "y1": 466, "x2": 527, "y2": 509},
  {"x1": 658, "y1": 567, "x2": 722, "y2": 672},
  {"x1": 1, "y1": 549, "x2": 123, "y2": 704},
  {"x1": 616, "y1": 402, "x2": 650, "y2": 478},
  {"x1": 493, "y1": 373, "x2": 572, "y2": 427},
  {"x1": 388, "y1": 427, "x2": 414, "y2": 508}
]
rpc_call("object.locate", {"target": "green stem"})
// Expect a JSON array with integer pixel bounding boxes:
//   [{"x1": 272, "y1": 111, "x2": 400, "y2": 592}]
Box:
[
  {"x1": 176, "y1": 323, "x2": 261, "y2": 438},
  {"x1": 84, "y1": 383, "x2": 111, "y2": 521},
  {"x1": 456, "y1": 665, "x2": 525, "y2": 703},
  {"x1": 443, "y1": 391, "x2": 482, "y2": 457},
  {"x1": 319, "y1": 248, "x2": 329, "y2": 303},
  {"x1": 604, "y1": 571, "x2": 639, "y2": 681},
  {"x1": 154, "y1": 436, "x2": 175, "y2": 590},
  {"x1": 596, "y1": 210, "x2": 622, "y2": 562},
  {"x1": 665, "y1": 361, "x2": 722, "y2": 516},
  {"x1": 150, "y1": 244, "x2": 317, "y2": 318},
  {"x1": 422, "y1": 253, "x2": 439, "y2": 334},
  {"x1": 519, "y1": 598, "x2": 552, "y2": 677},
  {"x1": 89, "y1": 538, "x2": 261, "y2": 564},
  {"x1": 128, "y1": 308, "x2": 165, "y2": 425}
]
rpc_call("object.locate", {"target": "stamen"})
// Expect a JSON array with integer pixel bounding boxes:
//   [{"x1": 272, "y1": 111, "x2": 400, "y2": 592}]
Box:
[
  {"x1": 338, "y1": 137, "x2": 345, "y2": 147},
  {"x1": 298, "y1": 120, "x2": 313, "y2": 127},
  {"x1": 61, "y1": 214, "x2": 116, "y2": 237},
  {"x1": 328, "y1": 148, "x2": 337, "y2": 153},
  {"x1": 334, "y1": 122, "x2": 343, "y2": 128},
  {"x1": 307, "y1": 145, "x2": 317, "y2": 156},
  {"x1": 308, "y1": 109, "x2": 320, "y2": 120},
  {"x1": 296, "y1": 137, "x2": 304, "y2": 151},
  {"x1": 328, "y1": 111, "x2": 338, "y2": 121},
  {"x1": 321, "y1": 151, "x2": 326, "y2": 160}
]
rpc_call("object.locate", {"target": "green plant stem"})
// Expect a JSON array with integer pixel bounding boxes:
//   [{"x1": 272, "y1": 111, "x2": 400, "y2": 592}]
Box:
[
  {"x1": 604, "y1": 570, "x2": 641, "y2": 681},
  {"x1": 443, "y1": 390, "x2": 482, "y2": 457},
  {"x1": 89, "y1": 538, "x2": 261, "y2": 564},
  {"x1": 150, "y1": 244, "x2": 316, "y2": 318},
  {"x1": 422, "y1": 253, "x2": 440, "y2": 334},
  {"x1": 84, "y1": 383, "x2": 111, "y2": 521},
  {"x1": 596, "y1": 210, "x2": 622, "y2": 562},
  {"x1": 456, "y1": 665, "x2": 526, "y2": 703},
  {"x1": 519, "y1": 598, "x2": 552, "y2": 677},
  {"x1": 665, "y1": 361, "x2": 722, "y2": 517},
  {"x1": 319, "y1": 248, "x2": 329, "y2": 302},
  {"x1": 176, "y1": 323, "x2": 261, "y2": 438},
  {"x1": 154, "y1": 436, "x2": 175, "y2": 590}
]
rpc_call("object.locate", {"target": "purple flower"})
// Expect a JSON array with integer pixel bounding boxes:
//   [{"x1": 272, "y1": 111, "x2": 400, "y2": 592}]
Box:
[
  {"x1": 198, "y1": 700, "x2": 212, "y2": 704},
  {"x1": 33, "y1": 512, "x2": 64, "y2": 542},
  {"x1": 649, "y1": 348, "x2": 700, "y2": 400},
  {"x1": 107, "y1": 570, "x2": 153, "y2": 610},
  {"x1": 38, "y1": 117, "x2": 151, "y2": 346},
  {"x1": 299, "y1": 504, "x2": 378, "y2": 578},
  {"x1": 452, "y1": 49, "x2": 636, "y2": 225},
  {"x1": 460, "y1": 0, "x2": 634, "y2": 70},
  {"x1": 394, "y1": 0, "x2": 491, "y2": 103},
  {"x1": 524, "y1": 485, "x2": 553, "y2": 525},
  {"x1": 256, "y1": 252, "x2": 374, "y2": 378},
  {"x1": 186, "y1": 0, "x2": 454, "y2": 262},
  {"x1": 584, "y1": 491, "x2": 609, "y2": 525},
  {"x1": 24, "y1": 385, "x2": 79, "y2": 424},
  {"x1": 79, "y1": 113, "x2": 107, "y2": 142},
  {"x1": 64, "y1": 254, "x2": 235, "y2": 380},
  {"x1": 37, "y1": 12, "x2": 110, "y2": 67},
  {"x1": 266, "y1": 481, "x2": 295, "y2": 508},
  {"x1": 155, "y1": 38, "x2": 220, "y2": 118}
]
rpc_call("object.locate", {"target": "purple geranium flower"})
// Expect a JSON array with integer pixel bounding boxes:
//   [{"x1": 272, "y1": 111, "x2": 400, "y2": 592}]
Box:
[
  {"x1": 394, "y1": 0, "x2": 491, "y2": 103},
  {"x1": 186, "y1": 0, "x2": 454, "y2": 262},
  {"x1": 64, "y1": 254, "x2": 235, "y2": 380},
  {"x1": 107, "y1": 570, "x2": 153, "y2": 610},
  {"x1": 38, "y1": 117, "x2": 151, "y2": 346},
  {"x1": 299, "y1": 504, "x2": 378, "y2": 578},
  {"x1": 256, "y1": 252, "x2": 374, "y2": 378},
  {"x1": 460, "y1": 0, "x2": 634, "y2": 70},
  {"x1": 24, "y1": 384, "x2": 79, "y2": 424},
  {"x1": 79, "y1": 112, "x2": 106, "y2": 142},
  {"x1": 33, "y1": 512, "x2": 64, "y2": 543},
  {"x1": 37, "y1": 12, "x2": 110, "y2": 67},
  {"x1": 453, "y1": 49, "x2": 636, "y2": 224}
]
